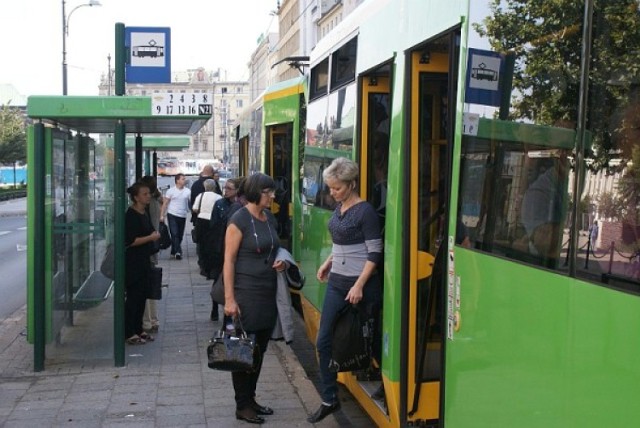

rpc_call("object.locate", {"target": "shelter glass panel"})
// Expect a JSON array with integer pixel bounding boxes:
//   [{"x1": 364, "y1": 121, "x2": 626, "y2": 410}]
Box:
[{"x1": 46, "y1": 132, "x2": 115, "y2": 363}]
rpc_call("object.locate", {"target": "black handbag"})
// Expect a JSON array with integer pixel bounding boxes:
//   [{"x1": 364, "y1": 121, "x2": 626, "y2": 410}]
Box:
[
  {"x1": 207, "y1": 318, "x2": 259, "y2": 372},
  {"x1": 328, "y1": 304, "x2": 373, "y2": 373},
  {"x1": 210, "y1": 275, "x2": 224, "y2": 304},
  {"x1": 158, "y1": 223, "x2": 171, "y2": 250},
  {"x1": 100, "y1": 244, "x2": 115, "y2": 280},
  {"x1": 147, "y1": 265, "x2": 163, "y2": 300},
  {"x1": 191, "y1": 194, "x2": 204, "y2": 243}
]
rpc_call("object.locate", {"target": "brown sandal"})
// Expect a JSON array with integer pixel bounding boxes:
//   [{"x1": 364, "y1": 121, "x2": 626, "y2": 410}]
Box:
[{"x1": 126, "y1": 335, "x2": 146, "y2": 345}]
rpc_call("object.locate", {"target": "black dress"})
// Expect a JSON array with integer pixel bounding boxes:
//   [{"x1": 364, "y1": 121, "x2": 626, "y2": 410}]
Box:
[
  {"x1": 228, "y1": 207, "x2": 280, "y2": 331},
  {"x1": 228, "y1": 206, "x2": 281, "y2": 411},
  {"x1": 124, "y1": 207, "x2": 154, "y2": 339}
]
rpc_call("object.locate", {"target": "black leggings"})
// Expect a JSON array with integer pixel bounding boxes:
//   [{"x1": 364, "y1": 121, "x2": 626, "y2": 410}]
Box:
[{"x1": 231, "y1": 328, "x2": 271, "y2": 410}]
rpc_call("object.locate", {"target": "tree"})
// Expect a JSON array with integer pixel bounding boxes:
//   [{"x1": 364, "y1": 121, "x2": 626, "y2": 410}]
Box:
[
  {"x1": 617, "y1": 146, "x2": 640, "y2": 225},
  {"x1": 474, "y1": 0, "x2": 640, "y2": 170},
  {"x1": 598, "y1": 191, "x2": 622, "y2": 221},
  {"x1": 0, "y1": 104, "x2": 27, "y2": 165}
]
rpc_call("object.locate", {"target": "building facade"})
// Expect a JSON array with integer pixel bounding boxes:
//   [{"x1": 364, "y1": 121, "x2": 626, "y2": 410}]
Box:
[{"x1": 98, "y1": 68, "x2": 248, "y2": 164}]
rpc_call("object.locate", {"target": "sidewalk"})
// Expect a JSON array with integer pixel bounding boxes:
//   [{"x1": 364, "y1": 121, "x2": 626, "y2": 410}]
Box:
[{"x1": 0, "y1": 213, "x2": 352, "y2": 427}]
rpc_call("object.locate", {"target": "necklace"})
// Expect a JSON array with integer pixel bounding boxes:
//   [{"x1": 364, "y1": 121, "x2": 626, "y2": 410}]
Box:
[{"x1": 249, "y1": 210, "x2": 275, "y2": 264}]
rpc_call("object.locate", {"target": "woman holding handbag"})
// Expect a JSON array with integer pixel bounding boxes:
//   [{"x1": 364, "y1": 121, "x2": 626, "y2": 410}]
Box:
[
  {"x1": 223, "y1": 173, "x2": 286, "y2": 424},
  {"x1": 125, "y1": 182, "x2": 161, "y2": 345}
]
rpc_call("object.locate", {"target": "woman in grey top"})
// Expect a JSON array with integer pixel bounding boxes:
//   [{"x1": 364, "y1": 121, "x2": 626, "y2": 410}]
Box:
[
  {"x1": 223, "y1": 173, "x2": 286, "y2": 424},
  {"x1": 308, "y1": 157, "x2": 383, "y2": 423}
]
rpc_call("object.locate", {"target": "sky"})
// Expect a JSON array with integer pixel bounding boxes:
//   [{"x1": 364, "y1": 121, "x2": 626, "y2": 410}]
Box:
[{"x1": 0, "y1": 0, "x2": 279, "y2": 97}]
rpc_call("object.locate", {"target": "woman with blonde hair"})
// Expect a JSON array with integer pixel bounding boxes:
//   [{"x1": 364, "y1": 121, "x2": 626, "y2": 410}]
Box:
[{"x1": 308, "y1": 157, "x2": 383, "y2": 423}]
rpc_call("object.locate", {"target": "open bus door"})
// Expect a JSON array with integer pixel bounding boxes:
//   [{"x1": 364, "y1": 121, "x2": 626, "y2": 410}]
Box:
[
  {"x1": 358, "y1": 66, "x2": 392, "y2": 418},
  {"x1": 266, "y1": 124, "x2": 293, "y2": 251},
  {"x1": 405, "y1": 30, "x2": 459, "y2": 425}
]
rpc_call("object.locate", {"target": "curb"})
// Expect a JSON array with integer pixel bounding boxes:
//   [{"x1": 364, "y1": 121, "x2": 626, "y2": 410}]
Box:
[
  {"x1": 0, "y1": 211, "x2": 27, "y2": 218},
  {"x1": 272, "y1": 340, "x2": 341, "y2": 426}
]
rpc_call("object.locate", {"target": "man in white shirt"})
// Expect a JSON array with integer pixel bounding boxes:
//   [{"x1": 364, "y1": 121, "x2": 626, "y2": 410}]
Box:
[{"x1": 160, "y1": 173, "x2": 191, "y2": 259}]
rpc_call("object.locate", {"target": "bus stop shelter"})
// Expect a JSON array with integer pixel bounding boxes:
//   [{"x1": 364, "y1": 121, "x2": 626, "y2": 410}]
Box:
[{"x1": 26, "y1": 95, "x2": 206, "y2": 370}]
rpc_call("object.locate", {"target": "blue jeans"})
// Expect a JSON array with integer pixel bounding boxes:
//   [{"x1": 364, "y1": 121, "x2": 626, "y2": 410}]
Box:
[
  {"x1": 316, "y1": 274, "x2": 381, "y2": 403},
  {"x1": 167, "y1": 213, "x2": 186, "y2": 255}
]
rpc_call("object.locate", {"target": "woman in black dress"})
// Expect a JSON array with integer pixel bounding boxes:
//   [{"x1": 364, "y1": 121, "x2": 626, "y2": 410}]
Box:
[
  {"x1": 223, "y1": 173, "x2": 286, "y2": 424},
  {"x1": 124, "y1": 182, "x2": 160, "y2": 345}
]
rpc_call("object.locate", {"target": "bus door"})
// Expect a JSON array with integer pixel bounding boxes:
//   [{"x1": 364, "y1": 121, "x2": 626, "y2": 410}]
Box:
[
  {"x1": 238, "y1": 134, "x2": 249, "y2": 177},
  {"x1": 266, "y1": 124, "x2": 293, "y2": 250},
  {"x1": 360, "y1": 66, "x2": 391, "y2": 409},
  {"x1": 406, "y1": 31, "x2": 459, "y2": 423},
  {"x1": 361, "y1": 70, "x2": 391, "y2": 235}
]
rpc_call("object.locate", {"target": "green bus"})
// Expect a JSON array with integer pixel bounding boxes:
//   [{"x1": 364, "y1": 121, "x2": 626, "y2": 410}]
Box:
[{"x1": 253, "y1": 1, "x2": 640, "y2": 426}]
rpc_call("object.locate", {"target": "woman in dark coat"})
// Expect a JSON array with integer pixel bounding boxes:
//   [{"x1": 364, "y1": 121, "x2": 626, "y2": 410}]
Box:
[
  {"x1": 223, "y1": 173, "x2": 286, "y2": 424},
  {"x1": 207, "y1": 177, "x2": 240, "y2": 321},
  {"x1": 124, "y1": 182, "x2": 160, "y2": 345}
]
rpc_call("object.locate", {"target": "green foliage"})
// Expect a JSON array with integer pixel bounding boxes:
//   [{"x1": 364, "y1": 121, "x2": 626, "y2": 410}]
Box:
[
  {"x1": 0, "y1": 104, "x2": 27, "y2": 165},
  {"x1": 474, "y1": 0, "x2": 640, "y2": 169},
  {"x1": 598, "y1": 191, "x2": 622, "y2": 221},
  {"x1": 617, "y1": 146, "x2": 640, "y2": 224}
]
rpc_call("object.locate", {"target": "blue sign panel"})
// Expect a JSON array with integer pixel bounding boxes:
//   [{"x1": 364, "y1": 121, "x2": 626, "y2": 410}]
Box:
[
  {"x1": 125, "y1": 27, "x2": 171, "y2": 84},
  {"x1": 465, "y1": 48, "x2": 504, "y2": 107}
]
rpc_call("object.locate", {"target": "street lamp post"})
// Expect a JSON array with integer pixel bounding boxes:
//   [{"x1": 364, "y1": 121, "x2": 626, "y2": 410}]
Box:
[{"x1": 62, "y1": 0, "x2": 102, "y2": 95}]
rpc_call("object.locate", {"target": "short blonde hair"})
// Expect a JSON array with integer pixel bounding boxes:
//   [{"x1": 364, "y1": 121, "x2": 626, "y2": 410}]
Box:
[{"x1": 322, "y1": 157, "x2": 359, "y2": 184}]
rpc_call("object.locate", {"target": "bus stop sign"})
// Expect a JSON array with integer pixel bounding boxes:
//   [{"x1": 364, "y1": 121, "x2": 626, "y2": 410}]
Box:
[
  {"x1": 465, "y1": 48, "x2": 504, "y2": 107},
  {"x1": 125, "y1": 26, "x2": 171, "y2": 84}
]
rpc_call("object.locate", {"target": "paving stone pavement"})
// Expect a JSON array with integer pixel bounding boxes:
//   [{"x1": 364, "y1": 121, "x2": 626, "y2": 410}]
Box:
[{"x1": 0, "y1": 201, "x2": 371, "y2": 427}]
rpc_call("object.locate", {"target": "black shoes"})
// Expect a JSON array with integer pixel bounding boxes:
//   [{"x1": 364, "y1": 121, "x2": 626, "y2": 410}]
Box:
[
  {"x1": 175, "y1": 253, "x2": 182, "y2": 260},
  {"x1": 307, "y1": 401, "x2": 340, "y2": 423},
  {"x1": 250, "y1": 400, "x2": 274, "y2": 416},
  {"x1": 235, "y1": 407, "x2": 265, "y2": 424}
]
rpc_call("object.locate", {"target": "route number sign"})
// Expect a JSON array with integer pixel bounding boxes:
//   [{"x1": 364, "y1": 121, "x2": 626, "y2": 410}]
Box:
[{"x1": 152, "y1": 92, "x2": 213, "y2": 116}]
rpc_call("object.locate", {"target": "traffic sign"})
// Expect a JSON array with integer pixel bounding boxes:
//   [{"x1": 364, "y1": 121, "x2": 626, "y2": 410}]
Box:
[
  {"x1": 125, "y1": 27, "x2": 171, "y2": 84},
  {"x1": 465, "y1": 48, "x2": 504, "y2": 107}
]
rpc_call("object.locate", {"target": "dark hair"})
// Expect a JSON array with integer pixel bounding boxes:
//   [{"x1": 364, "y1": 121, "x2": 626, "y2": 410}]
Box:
[
  {"x1": 235, "y1": 177, "x2": 246, "y2": 196},
  {"x1": 243, "y1": 173, "x2": 275, "y2": 203},
  {"x1": 139, "y1": 175, "x2": 160, "y2": 197},
  {"x1": 127, "y1": 182, "x2": 149, "y2": 202},
  {"x1": 225, "y1": 177, "x2": 241, "y2": 191},
  {"x1": 175, "y1": 173, "x2": 185, "y2": 183}
]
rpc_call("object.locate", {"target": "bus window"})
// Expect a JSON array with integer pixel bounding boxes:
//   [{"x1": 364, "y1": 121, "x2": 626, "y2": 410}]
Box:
[
  {"x1": 458, "y1": 121, "x2": 574, "y2": 270},
  {"x1": 331, "y1": 37, "x2": 357, "y2": 89},
  {"x1": 310, "y1": 58, "x2": 329, "y2": 101}
]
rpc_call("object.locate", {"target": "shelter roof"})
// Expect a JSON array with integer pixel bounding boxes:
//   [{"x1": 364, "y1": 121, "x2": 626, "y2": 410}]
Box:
[{"x1": 27, "y1": 96, "x2": 208, "y2": 135}]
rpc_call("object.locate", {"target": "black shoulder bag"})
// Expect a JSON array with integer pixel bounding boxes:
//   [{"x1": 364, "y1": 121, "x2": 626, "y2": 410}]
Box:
[{"x1": 328, "y1": 304, "x2": 373, "y2": 373}]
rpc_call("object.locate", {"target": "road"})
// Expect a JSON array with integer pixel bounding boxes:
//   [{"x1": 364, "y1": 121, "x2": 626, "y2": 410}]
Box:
[{"x1": 0, "y1": 216, "x2": 27, "y2": 319}]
